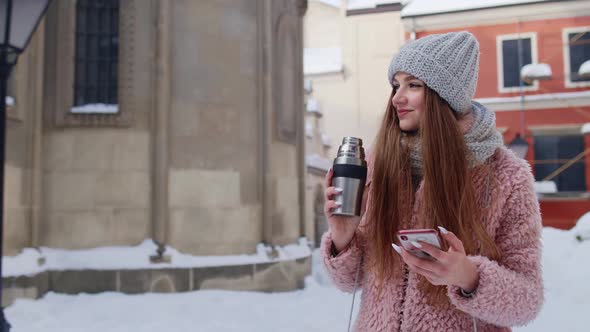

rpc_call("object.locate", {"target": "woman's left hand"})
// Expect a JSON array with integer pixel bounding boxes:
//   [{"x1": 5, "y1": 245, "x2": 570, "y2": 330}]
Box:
[{"x1": 396, "y1": 228, "x2": 479, "y2": 292}]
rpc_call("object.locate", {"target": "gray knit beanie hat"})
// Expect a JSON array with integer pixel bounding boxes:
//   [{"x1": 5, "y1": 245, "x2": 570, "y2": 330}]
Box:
[{"x1": 388, "y1": 31, "x2": 479, "y2": 114}]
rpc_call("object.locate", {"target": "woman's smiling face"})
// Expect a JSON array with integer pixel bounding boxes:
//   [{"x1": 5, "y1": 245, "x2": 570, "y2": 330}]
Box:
[{"x1": 391, "y1": 72, "x2": 425, "y2": 132}]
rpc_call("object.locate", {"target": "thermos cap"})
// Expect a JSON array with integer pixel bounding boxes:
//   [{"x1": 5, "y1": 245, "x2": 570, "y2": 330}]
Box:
[{"x1": 334, "y1": 136, "x2": 366, "y2": 166}]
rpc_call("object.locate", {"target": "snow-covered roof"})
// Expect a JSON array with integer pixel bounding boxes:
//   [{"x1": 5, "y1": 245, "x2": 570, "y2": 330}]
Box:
[
  {"x1": 521, "y1": 63, "x2": 552, "y2": 80},
  {"x1": 347, "y1": 0, "x2": 402, "y2": 10},
  {"x1": 579, "y1": 60, "x2": 590, "y2": 77},
  {"x1": 304, "y1": 48, "x2": 343, "y2": 76},
  {"x1": 70, "y1": 103, "x2": 119, "y2": 114},
  {"x1": 306, "y1": 153, "x2": 332, "y2": 172},
  {"x1": 317, "y1": 0, "x2": 341, "y2": 8},
  {"x1": 402, "y1": 0, "x2": 551, "y2": 17}
]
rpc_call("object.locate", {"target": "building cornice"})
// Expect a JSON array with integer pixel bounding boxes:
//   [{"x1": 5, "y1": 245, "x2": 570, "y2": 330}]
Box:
[
  {"x1": 347, "y1": 3, "x2": 402, "y2": 16},
  {"x1": 476, "y1": 91, "x2": 590, "y2": 112}
]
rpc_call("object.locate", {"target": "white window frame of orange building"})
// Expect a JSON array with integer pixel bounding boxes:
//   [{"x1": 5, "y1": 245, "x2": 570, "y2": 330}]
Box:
[
  {"x1": 563, "y1": 26, "x2": 590, "y2": 89},
  {"x1": 496, "y1": 32, "x2": 539, "y2": 93}
]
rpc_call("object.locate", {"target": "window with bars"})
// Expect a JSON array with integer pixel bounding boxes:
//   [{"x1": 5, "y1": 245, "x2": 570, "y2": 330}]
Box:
[
  {"x1": 500, "y1": 37, "x2": 533, "y2": 89},
  {"x1": 73, "y1": 0, "x2": 119, "y2": 108},
  {"x1": 533, "y1": 135, "x2": 587, "y2": 192}
]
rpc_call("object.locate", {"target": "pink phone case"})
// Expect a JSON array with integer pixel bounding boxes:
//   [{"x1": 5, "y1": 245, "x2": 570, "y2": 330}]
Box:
[{"x1": 396, "y1": 229, "x2": 442, "y2": 260}]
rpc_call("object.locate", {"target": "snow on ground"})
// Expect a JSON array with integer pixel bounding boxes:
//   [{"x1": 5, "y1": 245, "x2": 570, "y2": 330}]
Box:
[
  {"x1": 2, "y1": 239, "x2": 312, "y2": 277},
  {"x1": 6, "y1": 226, "x2": 590, "y2": 331}
]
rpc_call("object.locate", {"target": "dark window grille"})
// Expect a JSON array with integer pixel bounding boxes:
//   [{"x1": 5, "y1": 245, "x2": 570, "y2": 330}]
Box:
[
  {"x1": 568, "y1": 31, "x2": 590, "y2": 83},
  {"x1": 74, "y1": 0, "x2": 119, "y2": 106},
  {"x1": 501, "y1": 38, "x2": 533, "y2": 88},
  {"x1": 533, "y1": 135, "x2": 587, "y2": 192}
]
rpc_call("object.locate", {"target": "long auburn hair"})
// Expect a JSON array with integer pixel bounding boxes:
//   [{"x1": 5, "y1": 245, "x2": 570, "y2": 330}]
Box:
[{"x1": 367, "y1": 86, "x2": 500, "y2": 304}]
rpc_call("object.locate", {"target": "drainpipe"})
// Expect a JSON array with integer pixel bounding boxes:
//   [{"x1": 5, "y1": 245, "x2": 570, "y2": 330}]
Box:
[
  {"x1": 297, "y1": 2, "x2": 307, "y2": 239},
  {"x1": 517, "y1": 19, "x2": 526, "y2": 138},
  {"x1": 151, "y1": 0, "x2": 171, "y2": 263},
  {"x1": 260, "y1": 0, "x2": 272, "y2": 246}
]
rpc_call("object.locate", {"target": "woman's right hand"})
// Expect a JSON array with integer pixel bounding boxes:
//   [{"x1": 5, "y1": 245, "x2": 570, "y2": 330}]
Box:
[{"x1": 323, "y1": 168, "x2": 367, "y2": 253}]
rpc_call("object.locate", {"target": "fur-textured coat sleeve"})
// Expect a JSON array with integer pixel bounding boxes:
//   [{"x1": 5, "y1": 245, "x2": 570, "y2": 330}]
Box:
[
  {"x1": 320, "y1": 229, "x2": 366, "y2": 293},
  {"x1": 447, "y1": 159, "x2": 544, "y2": 327}
]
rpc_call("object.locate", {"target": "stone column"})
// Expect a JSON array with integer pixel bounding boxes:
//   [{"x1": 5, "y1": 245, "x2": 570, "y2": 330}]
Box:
[{"x1": 261, "y1": 0, "x2": 308, "y2": 247}]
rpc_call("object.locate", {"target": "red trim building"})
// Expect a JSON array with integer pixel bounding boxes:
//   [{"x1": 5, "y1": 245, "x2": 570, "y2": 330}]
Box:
[{"x1": 401, "y1": 0, "x2": 590, "y2": 229}]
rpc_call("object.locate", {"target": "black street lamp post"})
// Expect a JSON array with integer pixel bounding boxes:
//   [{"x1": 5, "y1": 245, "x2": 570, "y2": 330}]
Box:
[{"x1": 0, "y1": 0, "x2": 52, "y2": 330}]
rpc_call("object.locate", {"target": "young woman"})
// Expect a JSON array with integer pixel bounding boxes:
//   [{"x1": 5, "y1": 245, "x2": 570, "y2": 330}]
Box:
[{"x1": 322, "y1": 31, "x2": 543, "y2": 331}]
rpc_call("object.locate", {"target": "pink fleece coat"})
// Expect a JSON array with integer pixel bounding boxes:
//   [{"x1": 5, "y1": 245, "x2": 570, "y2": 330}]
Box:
[{"x1": 321, "y1": 147, "x2": 543, "y2": 331}]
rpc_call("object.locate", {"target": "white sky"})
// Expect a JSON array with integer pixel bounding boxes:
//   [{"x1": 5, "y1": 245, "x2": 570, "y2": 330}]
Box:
[{"x1": 402, "y1": 0, "x2": 551, "y2": 17}]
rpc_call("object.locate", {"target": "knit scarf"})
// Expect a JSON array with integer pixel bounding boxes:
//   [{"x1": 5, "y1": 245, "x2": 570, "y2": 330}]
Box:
[{"x1": 403, "y1": 101, "x2": 504, "y2": 177}]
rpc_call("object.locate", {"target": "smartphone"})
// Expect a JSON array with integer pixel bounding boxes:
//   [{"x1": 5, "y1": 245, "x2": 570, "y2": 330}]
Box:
[{"x1": 396, "y1": 229, "x2": 442, "y2": 260}]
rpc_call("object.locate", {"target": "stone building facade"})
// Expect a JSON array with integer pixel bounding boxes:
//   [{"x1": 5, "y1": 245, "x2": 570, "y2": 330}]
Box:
[{"x1": 5, "y1": 0, "x2": 309, "y2": 259}]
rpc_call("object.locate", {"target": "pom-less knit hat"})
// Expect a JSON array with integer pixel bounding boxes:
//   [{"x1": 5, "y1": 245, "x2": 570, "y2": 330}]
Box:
[{"x1": 388, "y1": 31, "x2": 480, "y2": 114}]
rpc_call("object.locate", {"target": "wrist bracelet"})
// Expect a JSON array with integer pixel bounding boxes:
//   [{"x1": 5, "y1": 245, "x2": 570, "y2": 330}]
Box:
[{"x1": 459, "y1": 287, "x2": 476, "y2": 298}]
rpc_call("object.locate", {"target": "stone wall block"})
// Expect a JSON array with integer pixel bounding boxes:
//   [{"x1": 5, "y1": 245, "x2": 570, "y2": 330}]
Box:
[
  {"x1": 111, "y1": 132, "x2": 150, "y2": 170},
  {"x1": 49, "y1": 270, "x2": 117, "y2": 294},
  {"x1": 45, "y1": 172, "x2": 97, "y2": 210},
  {"x1": 169, "y1": 169, "x2": 240, "y2": 208},
  {"x1": 193, "y1": 264, "x2": 255, "y2": 291},
  {"x1": 5, "y1": 165, "x2": 23, "y2": 208},
  {"x1": 150, "y1": 269, "x2": 190, "y2": 293},
  {"x1": 95, "y1": 171, "x2": 150, "y2": 208},
  {"x1": 119, "y1": 269, "x2": 151, "y2": 294},
  {"x1": 70, "y1": 132, "x2": 113, "y2": 170},
  {"x1": 4, "y1": 208, "x2": 29, "y2": 255},
  {"x1": 44, "y1": 211, "x2": 107, "y2": 249},
  {"x1": 169, "y1": 206, "x2": 261, "y2": 255},
  {"x1": 253, "y1": 261, "x2": 297, "y2": 292},
  {"x1": 43, "y1": 133, "x2": 75, "y2": 171},
  {"x1": 110, "y1": 208, "x2": 151, "y2": 244}
]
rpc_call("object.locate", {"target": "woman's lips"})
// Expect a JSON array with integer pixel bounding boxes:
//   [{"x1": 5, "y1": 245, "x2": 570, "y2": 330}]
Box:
[{"x1": 397, "y1": 109, "x2": 412, "y2": 118}]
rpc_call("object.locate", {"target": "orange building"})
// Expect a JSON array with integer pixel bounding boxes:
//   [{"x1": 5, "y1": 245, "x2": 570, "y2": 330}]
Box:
[{"x1": 401, "y1": 0, "x2": 590, "y2": 229}]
